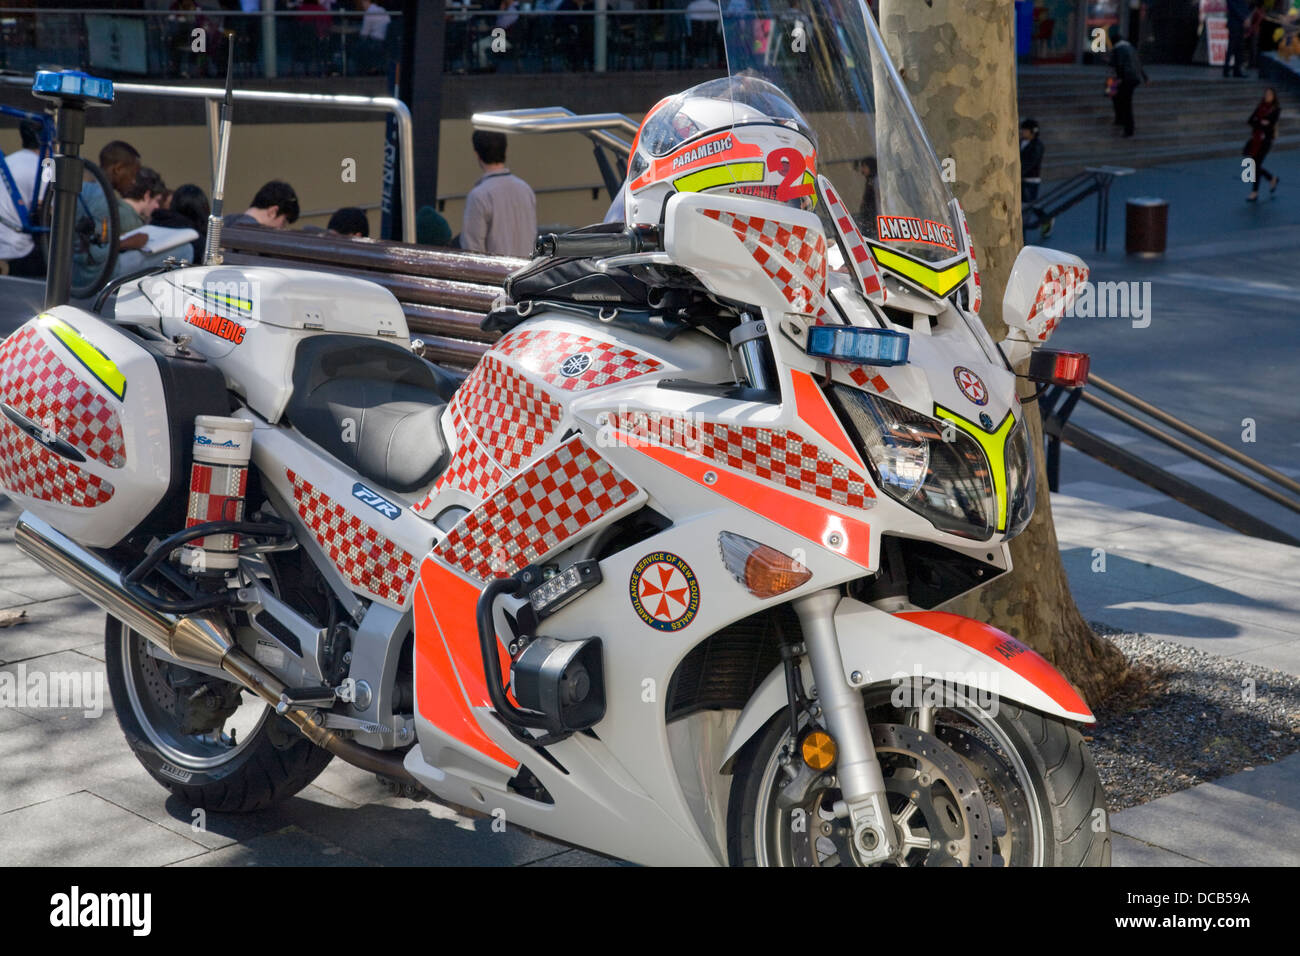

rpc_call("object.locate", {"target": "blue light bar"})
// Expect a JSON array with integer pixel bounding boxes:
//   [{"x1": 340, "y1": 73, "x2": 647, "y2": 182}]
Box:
[
  {"x1": 32, "y1": 70, "x2": 114, "y2": 105},
  {"x1": 806, "y1": 325, "x2": 909, "y2": 367}
]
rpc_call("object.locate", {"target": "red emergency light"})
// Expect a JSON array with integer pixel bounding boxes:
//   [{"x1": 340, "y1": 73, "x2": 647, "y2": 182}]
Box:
[{"x1": 1027, "y1": 349, "x2": 1090, "y2": 388}]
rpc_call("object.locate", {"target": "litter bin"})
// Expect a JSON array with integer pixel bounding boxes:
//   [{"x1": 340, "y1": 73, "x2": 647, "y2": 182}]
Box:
[{"x1": 1125, "y1": 197, "x2": 1168, "y2": 257}]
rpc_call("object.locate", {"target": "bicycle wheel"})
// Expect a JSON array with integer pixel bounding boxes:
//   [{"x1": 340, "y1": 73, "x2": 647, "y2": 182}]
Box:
[{"x1": 41, "y1": 158, "x2": 119, "y2": 300}]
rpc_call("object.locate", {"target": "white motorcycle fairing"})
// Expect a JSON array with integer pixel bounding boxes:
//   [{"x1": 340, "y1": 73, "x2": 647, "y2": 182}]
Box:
[{"x1": 721, "y1": 597, "x2": 1095, "y2": 770}]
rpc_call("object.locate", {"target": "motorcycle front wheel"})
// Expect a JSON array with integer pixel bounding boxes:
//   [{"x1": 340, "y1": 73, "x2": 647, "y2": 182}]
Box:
[{"x1": 727, "y1": 680, "x2": 1111, "y2": 867}]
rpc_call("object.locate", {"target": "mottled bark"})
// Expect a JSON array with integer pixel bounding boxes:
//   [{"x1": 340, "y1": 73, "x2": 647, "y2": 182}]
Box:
[{"x1": 878, "y1": 0, "x2": 1127, "y2": 705}]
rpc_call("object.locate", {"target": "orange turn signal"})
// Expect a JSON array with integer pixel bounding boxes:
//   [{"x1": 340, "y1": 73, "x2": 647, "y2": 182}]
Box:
[{"x1": 718, "y1": 532, "x2": 813, "y2": 598}]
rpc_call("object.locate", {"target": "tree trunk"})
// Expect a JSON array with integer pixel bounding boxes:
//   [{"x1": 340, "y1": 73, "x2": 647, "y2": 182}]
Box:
[{"x1": 878, "y1": 0, "x2": 1127, "y2": 705}]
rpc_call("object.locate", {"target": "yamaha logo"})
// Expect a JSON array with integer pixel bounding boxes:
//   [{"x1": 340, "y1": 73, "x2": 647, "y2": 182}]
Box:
[{"x1": 559, "y1": 353, "x2": 592, "y2": 378}]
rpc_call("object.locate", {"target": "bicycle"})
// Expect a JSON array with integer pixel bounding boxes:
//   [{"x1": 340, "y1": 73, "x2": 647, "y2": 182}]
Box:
[{"x1": 0, "y1": 103, "x2": 119, "y2": 297}]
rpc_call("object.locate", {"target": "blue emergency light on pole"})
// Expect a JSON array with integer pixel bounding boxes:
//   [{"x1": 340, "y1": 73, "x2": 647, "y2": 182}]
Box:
[
  {"x1": 31, "y1": 70, "x2": 114, "y2": 309},
  {"x1": 203, "y1": 35, "x2": 238, "y2": 266}
]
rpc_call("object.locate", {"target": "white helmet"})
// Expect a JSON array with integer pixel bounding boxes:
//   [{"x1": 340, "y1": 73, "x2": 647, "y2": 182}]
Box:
[{"x1": 624, "y1": 75, "x2": 820, "y2": 226}]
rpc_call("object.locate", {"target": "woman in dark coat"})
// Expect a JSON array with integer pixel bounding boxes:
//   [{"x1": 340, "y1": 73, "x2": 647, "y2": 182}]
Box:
[
  {"x1": 1245, "y1": 88, "x2": 1281, "y2": 202},
  {"x1": 150, "y1": 183, "x2": 210, "y2": 261}
]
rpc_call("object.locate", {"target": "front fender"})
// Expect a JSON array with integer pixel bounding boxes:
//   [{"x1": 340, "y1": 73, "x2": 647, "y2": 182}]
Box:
[{"x1": 721, "y1": 597, "x2": 1093, "y2": 769}]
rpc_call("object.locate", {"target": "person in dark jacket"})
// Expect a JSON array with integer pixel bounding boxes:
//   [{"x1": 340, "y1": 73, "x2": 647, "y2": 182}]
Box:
[
  {"x1": 1020, "y1": 118, "x2": 1045, "y2": 203},
  {"x1": 1110, "y1": 25, "x2": 1149, "y2": 138},
  {"x1": 1245, "y1": 87, "x2": 1282, "y2": 201},
  {"x1": 1020, "y1": 118, "x2": 1054, "y2": 240},
  {"x1": 151, "y1": 183, "x2": 210, "y2": 263},
  {"x1": 1226, "y1": 0, "x2": 1250, "y2": 77}
]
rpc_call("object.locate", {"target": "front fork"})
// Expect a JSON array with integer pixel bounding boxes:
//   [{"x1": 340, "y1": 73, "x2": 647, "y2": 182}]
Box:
[{"x1": 793, "y1": 588, "x2": 899, "y2": 864}]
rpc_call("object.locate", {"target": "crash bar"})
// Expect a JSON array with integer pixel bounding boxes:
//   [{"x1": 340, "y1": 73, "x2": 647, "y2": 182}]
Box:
[{"x1": 0, "y1": 75, "x2": 416, "y2": 244}]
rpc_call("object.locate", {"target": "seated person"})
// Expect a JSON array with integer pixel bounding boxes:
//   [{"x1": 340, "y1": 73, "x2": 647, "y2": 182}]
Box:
[
  {"x1": 120, "y1": 167, "x2": 167, "y2": 232},
  {"x1": 224, "y1": 180, "x2": 300, "y2": 229},
  {"x1": 327, "y1": 206, "x2": 370, "y2": 238},
  {"x1": 151, "y1": 183, "x2": 210, "y2": 263},
  {"x1": 71, "y1": 141, "x2": 170, "y2": 292}
]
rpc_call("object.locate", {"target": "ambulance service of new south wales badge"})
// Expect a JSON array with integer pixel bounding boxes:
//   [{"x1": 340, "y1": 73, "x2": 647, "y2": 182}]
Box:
[{"x1": 629, "y1": 551, "x2": 700, "y2": 632}]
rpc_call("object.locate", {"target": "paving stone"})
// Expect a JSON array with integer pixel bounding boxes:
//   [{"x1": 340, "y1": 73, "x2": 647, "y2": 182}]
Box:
[
  {"x1": 1, "y1": 649, "x2": 110, "y2": 725},
  {"x1": 520, "y1": 848, "x2": 626, "y2": 867},
  {"x1": 0, "y1": 791, "x2": 205, "y2": 866},
  {"x1": 0, "y1": 708, "x2": 141, "y2": 813},
  {"x1": 88, "y1": 775, "x2": 361, "y2": 851},
  {"x1": 1111, "y1": 833, "x2": 1208, "y2": 867},
  {"x1": 0, "y1": 594, "x2": 105, "y2": 663},
  {"x1": 1109, "y1": 768, "x2": 1300, "y2": 867},
  {"x1": 287, "y1": 794, "x2": 568, "y2": 866},
  {"x1": 168, "y1": 825, "x2": 372, "y2": 866}
]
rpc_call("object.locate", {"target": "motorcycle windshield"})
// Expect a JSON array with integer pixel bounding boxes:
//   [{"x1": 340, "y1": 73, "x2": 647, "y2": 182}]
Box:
[{"x1": 716, "y1": 0, "x2": 962, "y2": 264}]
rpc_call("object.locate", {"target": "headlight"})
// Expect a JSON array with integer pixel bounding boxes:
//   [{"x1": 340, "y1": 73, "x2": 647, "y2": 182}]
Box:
[
  {"x1": 1004, "y1": 422, "x2": 1037, "y2": 540},
  {"x1": 830, "y1": 386, "x2": 995, "y2": 540}
]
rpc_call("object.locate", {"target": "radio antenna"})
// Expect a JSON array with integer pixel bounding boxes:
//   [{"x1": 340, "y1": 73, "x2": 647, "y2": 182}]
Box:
[{"x1": 203, "y1": 33, "x2": 236, "y2": 266}]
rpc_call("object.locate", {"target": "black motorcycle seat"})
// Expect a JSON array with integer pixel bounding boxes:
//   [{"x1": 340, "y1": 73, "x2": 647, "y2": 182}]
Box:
[{"x1": 287, "y1": 334, "x2": 454, "y2": 494}]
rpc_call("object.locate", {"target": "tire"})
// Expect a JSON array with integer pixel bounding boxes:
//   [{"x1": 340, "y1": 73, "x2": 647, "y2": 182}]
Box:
[
  {"x1": 727, "y1": 682, "x2": 1110, "y2": 867},
  {"x1": 104, "y1": 615, "x2": 333, "y2": 812},
  {"x1": 41, "y1": 159, "x2": 119, "y2": 300}
]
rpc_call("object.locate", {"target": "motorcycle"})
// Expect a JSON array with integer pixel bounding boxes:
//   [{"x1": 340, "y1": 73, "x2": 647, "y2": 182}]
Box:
[{"x1": 0, "y1": 0, "x2": 1106, "y2": 866}]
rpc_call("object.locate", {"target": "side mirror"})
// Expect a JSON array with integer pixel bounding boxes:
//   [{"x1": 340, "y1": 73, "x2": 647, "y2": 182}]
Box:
[{"x1": 1002, "y1": 246, "x2": 1089, "y2": 345}]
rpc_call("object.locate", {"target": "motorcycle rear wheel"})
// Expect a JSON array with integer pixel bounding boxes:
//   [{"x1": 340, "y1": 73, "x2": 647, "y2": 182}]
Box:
[
  {"x1": 104, "y1": 615, "x2": 334, "y2": 812},
  {"x1": 727, "y1": 681, "x2": 1111, "y2": 867}
]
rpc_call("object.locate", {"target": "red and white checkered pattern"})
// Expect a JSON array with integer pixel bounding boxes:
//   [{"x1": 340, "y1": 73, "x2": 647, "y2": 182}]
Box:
[
  {"x1": 958, "y1": 206, "x2": 982, "y2": 313},
  {"x1": 611, "y1": 412, "x2": 874, "y2": 511},
  {"x1": 185, "y1": 461, "x2": 248, "y2": 550},
  {"x1": 286, "y1": 468, "x2": 418, "y2": 605},
  {"x1": 453, "y1": 355, "x2": 563, "y2": 473},
  {"x1": 700, "y1": 208, "x2": 827, "y2": 315},
  {"x1": 412, "y1": 403, "x2": 506, "y2": 514},
  {"x1": 818, "y1": 176, "x2": 886, "y2": 304},
  {"x1": 434, "y1": 435, "x2": 640, "y2": 581},
  {"x1": 491, "y1": 329, "x2": 663, "y2": 391},
  {"x1": 0, "y1": 417, "x2": 114, "y2": 507},
  {"x1": 0, "y1": 325, "x2": 125, "y2": 469},
  {"x1": 1026, "y1": 264, "x2": 1089, "y2": 341},
  {"x1": 848, "y1": 366, "x2": 897, "y2": 401}
]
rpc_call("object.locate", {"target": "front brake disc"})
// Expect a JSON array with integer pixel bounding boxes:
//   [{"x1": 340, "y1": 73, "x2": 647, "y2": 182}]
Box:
[{"x1": 872, "y1": 723, "x2": 995, "y2": 866}]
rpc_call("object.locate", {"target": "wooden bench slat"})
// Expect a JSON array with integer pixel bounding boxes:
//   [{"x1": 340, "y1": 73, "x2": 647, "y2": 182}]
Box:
[{"x1": 222, "y1": 225, "x2": 527, "y2": 284}]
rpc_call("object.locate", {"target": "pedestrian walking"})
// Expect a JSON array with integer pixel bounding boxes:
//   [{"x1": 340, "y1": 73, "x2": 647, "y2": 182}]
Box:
[
  {"x1": 1109, "y1": 25, "x2": 1149, "y2": 138},
  {"x1": 1226, "y1": 0, "x2": 1250, "y2": 77},
  {"x1": 459, "y1": 130, "x2": 536, "y2": 258},
  {"x1": 1245, "y1": 87, "x2": 1282, "y2": 201}
]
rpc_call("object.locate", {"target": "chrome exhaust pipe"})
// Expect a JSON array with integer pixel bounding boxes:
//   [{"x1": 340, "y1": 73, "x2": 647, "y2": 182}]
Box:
[
  {"x1": 13, "y1": 514, "x2": 417, "y2": 784},
  {"x1": 13, "y1": 515, "x2": 229, "y2": 668}
]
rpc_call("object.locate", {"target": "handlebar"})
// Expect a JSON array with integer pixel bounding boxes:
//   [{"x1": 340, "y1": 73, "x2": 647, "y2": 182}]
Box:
[{"x1": 534, "y1": 224, "x2": 661, "y2": 259}]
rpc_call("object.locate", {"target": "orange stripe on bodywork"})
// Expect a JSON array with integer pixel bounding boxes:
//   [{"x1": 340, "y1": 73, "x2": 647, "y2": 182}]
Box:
[
  {"x1": 617, "y1": 430, "x2": 871, "y2": 568},
  {"x1": 789, "y1": 368, "x2": 866, "y2": 470},
  {"x1": 413, "y1": 562, "x2": 519, "y2": 770},
  {"x1": 895, "y1": 611, "x2": 1093, "y2": 721}
]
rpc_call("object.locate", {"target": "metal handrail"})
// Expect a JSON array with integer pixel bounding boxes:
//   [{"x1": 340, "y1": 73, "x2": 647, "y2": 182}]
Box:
[
  {"x1": 1087, "y1": 373, "x2": 1300, "y2": 498},
  {"x1": 1042, "y1": 373, "x2": 1300, "y2": 546},
  {"x1": 471, "y1": 107, "x2": 637, "y2": 158},
  {"x1": 0, "y1": 75, "x2": 417, "y2": 244},
  {"x1": 1077, "y1": 390, "x2": 1300, "y2": 517}
]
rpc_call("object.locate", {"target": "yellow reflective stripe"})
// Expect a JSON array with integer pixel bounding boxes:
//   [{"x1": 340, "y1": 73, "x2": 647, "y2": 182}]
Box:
[
  {"x1": 800, "y1": 171, "x2": 818, "y2": 210},
  {"x1": 935, "y1": 405, "x2": 1015, "y2": 532},
  {"x1": 39, "y1": 314, "x2": 126, "y2": 400},
  {"x1": 203, "y1": 291, "x2": 253, "y2": 312},
  {"x1": 673, "y1": 161, "x2": 765, "y2": 193},
  {"x1": 870, "y1": 245, "x2": 970, "y2": 297}
]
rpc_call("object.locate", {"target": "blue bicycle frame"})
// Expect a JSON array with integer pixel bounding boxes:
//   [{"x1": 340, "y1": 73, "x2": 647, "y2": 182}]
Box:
[{"x1": 0, "y1": 104, "x2": 55, "y2": 236}]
